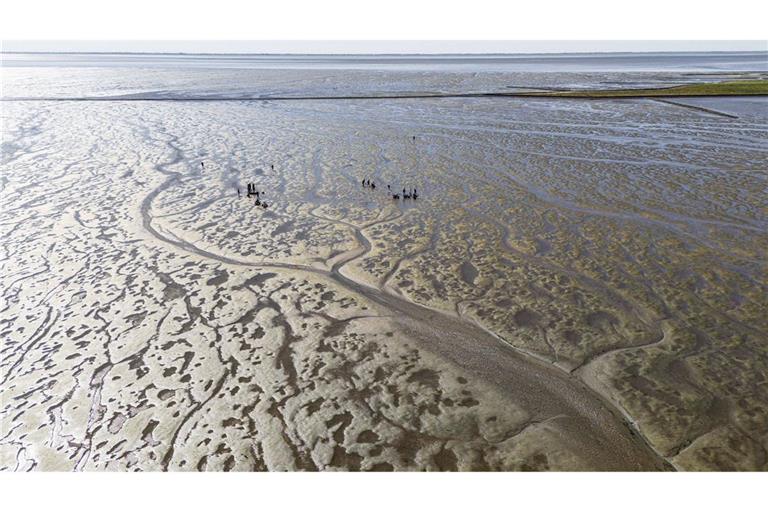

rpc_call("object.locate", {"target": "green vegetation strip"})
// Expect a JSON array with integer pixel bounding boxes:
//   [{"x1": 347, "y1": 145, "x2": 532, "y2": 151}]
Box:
[{"x1": 522, "y1": 80, "x2": 768, "y2": 98}]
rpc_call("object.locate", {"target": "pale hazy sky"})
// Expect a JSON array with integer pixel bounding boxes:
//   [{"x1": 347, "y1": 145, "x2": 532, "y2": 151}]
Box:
[{"x1": 3, "y1": 40, "x2": 767, "y2": 54}]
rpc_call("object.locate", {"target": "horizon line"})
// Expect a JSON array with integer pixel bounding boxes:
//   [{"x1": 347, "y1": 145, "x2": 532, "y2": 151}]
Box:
[{"x1": 3, "y1": 49, "x2": 768, "y2": 57}]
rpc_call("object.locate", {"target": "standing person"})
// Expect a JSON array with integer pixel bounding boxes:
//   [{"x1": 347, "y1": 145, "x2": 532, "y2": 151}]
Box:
[
  {"x1": 237, "y1": 187, "x2": 241, "y2": 198},
  {"x1": 201, "y1": 162, "x2": 205, "y2": 168}
]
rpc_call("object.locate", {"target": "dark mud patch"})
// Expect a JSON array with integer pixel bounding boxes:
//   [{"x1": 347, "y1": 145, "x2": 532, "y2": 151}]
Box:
[
  {"x1": 585, "y1": 311, "x2": 619, "y2": 331},
  {"x1": 407, "y1": 368, "x2": 440, "y2": 389},
  {"x1": 271, "y1": 220, "x2": 295, "y2": 237},
  {"x1": 514, "y1": 308, "x2": 542, "y2": 328},
  {"x1": 206, "y1": 269, "x2": 229, "y2": 287},
  {"x1": 236, "y1": 272, "x2": 277, "y2": 290},
  {"x1": 460, "y1": 261, "x2": 478, "y2": 285}
]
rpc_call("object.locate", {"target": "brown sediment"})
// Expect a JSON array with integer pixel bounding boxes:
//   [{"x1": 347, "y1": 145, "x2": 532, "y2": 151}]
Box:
[
  {"x1": 2, "y1": 88, "x2": 765, "y2": 471},
  {"x1": 134, "y1": 133, "x2": 670, "y2": 470}
]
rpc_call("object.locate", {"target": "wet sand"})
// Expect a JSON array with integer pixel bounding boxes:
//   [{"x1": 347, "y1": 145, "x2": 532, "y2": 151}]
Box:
[{"x1": 1, "y1": 67, "x2": 767, "y2": 470}]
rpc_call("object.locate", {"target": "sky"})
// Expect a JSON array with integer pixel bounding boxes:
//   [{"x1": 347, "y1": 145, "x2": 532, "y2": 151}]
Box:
[{"x1": 3, "y1": 40, "x2": 767, "y2": 54}]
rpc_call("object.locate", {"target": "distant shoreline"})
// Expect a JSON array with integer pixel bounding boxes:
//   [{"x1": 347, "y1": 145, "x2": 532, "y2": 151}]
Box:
[
  {"x1": 3, "y1": 50, "x2": 767, "y2": 57},
  {"x1": 4, "y1": 79, "x2": 767, "y2": 102}
]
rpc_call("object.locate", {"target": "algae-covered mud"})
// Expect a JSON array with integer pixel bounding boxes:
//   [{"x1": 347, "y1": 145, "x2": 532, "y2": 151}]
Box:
[{"x1": 1, "y1": 53, "x2": 767, "y2": 471}]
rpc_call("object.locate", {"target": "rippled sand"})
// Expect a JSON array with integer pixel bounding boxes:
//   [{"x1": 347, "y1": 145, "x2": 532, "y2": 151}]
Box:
[{"x1": 1, "y1": 81, "x2": 767, "y2": 470}]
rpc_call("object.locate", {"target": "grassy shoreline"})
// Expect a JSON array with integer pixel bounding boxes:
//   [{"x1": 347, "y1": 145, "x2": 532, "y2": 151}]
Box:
[
  {"x1": 519, "y1": 80, "x2": 768, "y2": 98},
  {"x1": 3, "y1": 80, "x2": 767, "y2": 103}
]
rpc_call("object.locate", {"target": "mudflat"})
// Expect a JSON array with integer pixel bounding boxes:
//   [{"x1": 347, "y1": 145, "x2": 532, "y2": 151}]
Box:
[{"x1": 1, "y1": 54, "x2": 766, "y2": 471}]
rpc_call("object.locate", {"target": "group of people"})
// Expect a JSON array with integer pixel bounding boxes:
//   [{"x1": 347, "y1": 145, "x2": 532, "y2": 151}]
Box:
[
  {"x1": 362, "y1": 179, "x2": 419, "y2": 201},
  {"x1": 231, "y1": 153, "x2": 424, "y2": 212},
  {"x1": 238, "y1": 182, "x2": 269, "y2": 209},
  {"x1": 392, "y1": 187, "x2": 418, "y2": 200}
]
